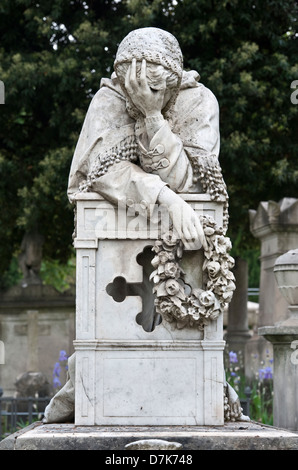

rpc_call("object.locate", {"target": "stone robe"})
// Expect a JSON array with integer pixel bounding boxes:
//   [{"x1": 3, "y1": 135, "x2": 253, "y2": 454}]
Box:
[{"x1": 67, "y1": 70, "x2": 220, "y2": 209}]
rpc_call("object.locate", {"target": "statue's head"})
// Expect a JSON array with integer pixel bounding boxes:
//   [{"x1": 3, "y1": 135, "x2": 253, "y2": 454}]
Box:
[{"x1": 114, "y1": 27, "x2": 183, "y2": 114}]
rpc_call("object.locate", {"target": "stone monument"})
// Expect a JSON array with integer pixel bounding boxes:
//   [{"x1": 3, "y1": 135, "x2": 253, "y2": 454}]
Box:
[
  {"x1": 259, "y1": 249, "x2": 298, "y2": 431},
  {"x1": 44, "y1": 27, "x2": 246, "y2": 426},
  {"x1": 246, "y1": 198, "x2": 298, "y2": 378}
]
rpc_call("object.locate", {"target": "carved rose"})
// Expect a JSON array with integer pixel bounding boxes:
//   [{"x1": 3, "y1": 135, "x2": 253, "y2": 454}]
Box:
[
  {"x1": 222, "y1": 290, "x2": 234, "y2": 303},
  {"x1": 187, "y1": 306, "x2": 201, "y2": 321},
  {"x1": 206, "y1": 261, "x2": 221, "y2": 278},
  {"x1": 164, "y1": 262, "x2": 179, "y2": 278},
  {"x1": 158, "y1": 299, "x2": 173, "y2": 314},
  {"x1": 213, "y1": 235, "x2": 228, "y2": 254},
  {"x1": 162, "y1": 230, "x2": 179, "y2": 248},
  {"x1": 165, "y1": 278, "x2": 180, "y2": 296},
  {"x1": 199, "y1": 290, "x2": 216, "y2": 307},
  {"x1": 204, "y1": 227, "x2": 215, "y2": 236},
  {"x1": 151, "y1": 250, "x2": 174, "y2": 268},
  {"x1": 160, "y1": 251, "x2": 174, "y2": 263}
]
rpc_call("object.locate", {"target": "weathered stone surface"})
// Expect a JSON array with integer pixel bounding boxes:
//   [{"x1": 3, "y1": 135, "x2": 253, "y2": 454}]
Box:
[
  {"x1": 1, "y1": 421, "x2": 298, "y2": 450},
  {"x1": 125, "y1": 439, "x2": 182, "y2": 450},
  {"x1": 247, "y1": 198, "x2": 298, "y2": 380},
  {"x1": 15, "y1": 371, "x2": 50, "y2": 398},
  {"x1": 0, "y1": 284, "x2": 75, "y2": 395},
  {"x1": 45, "y1": 27, "x2": 240, "y2": 427}
]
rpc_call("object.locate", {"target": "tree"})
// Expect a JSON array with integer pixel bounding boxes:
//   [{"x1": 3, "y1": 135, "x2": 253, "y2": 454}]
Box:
[
  {"x1": 169, "y1": 0, "x2": 298, "y2": 251},
  {"x1": 0, "y1": 0, "x2": 297, "y2": 287},
  {"x1": 0, "y1": 0, "x2": 130, "y2": 286}
]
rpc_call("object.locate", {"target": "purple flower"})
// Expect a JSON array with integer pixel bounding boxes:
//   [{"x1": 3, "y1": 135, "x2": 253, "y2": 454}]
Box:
[
  {"x1": 52, "y1": 351, "x2": 69, "y2": 390},
  {"x1": 53, "y1": 362, "x2": 61, "y2": 378},
  {"x1": 259, "y1": 366, "x2": 273, "y2": 380},
  {"x1": 53, "y1": 376, "x2": 61, "y2": 389},
  {"x1": 59, "y1": 350, "x2": 68, "y2": 362},
  {"x1": 229, "y1": 351, "x2": 238, "y2": 363}
]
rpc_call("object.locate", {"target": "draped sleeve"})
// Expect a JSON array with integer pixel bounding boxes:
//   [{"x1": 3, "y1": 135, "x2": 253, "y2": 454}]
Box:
[{"x1": 67, "y1": 73, "x2": 223, "y2": 215}]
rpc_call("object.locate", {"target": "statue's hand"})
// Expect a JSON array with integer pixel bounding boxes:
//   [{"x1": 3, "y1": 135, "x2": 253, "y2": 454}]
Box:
[
  {"x1": 125, "y1": 59, "x2": 166, "y2": 117},
  {"x1": 172, "y1": 199, "x2": 208, "y2": 251},
  {"x1": 158, "y1": 186, "x2": 208, "y2": 251}
]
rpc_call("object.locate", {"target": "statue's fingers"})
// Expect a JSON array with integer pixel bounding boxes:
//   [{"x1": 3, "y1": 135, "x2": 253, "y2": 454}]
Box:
[
  {"x1": 182, "y1": 225, "x2": 192, "y2": 241},
  {"x1": 125, "y1": 66, "x2": 133, "y2": 94},
  {"x1": 195, "y1": 222, "x2": 208, "y2": 251},
  {"x1": 159, "y1": 76, "x2": 167, "y2": 93},
  {"x1": 140, "y1": 59, "x2": 147, "y2": 87},
  {"x1": 129, "y1": 58, "x2": 138, "y2": 89},
  {"x1": 182, "y1": 238, "x2": 199, "y2": 251}
]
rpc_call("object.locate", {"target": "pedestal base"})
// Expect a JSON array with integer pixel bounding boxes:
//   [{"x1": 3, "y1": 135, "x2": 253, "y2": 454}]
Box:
[
  {"x1": 1, "y1": 421, "x2": 298, "y2": 450},
  {"x1": 259, "y1": 320, "x2": 298, "y2": 431},
  {"x1": 74, "y1": 339, "x2": 225, "y2": 426}
]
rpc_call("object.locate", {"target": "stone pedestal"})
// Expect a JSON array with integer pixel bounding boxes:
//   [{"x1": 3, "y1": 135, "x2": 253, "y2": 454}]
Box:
[
  {"x1": 246, "y1": 199, "x2": 298, "y2": 378},
  {"x1": 259, "y1": 248, "x2": 298, "y2": 431},
  {"x1": 73, "y1": 193, "x2": 226, "y2": 426},
  {"x1": 259, "y1": 312, "x2": 298, "y2": 431},
  {"x1": 2, "y1": 420, "x2": 298, "y2": 450}
]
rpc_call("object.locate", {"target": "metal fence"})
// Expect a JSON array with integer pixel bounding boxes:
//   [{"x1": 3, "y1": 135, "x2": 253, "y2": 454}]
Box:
[
  {"x1": 0, "y1": 389, "x2": 50, "y2": 440},
  {"x1": 247, "y1": 287, "x2": 260, "y2": 299}
]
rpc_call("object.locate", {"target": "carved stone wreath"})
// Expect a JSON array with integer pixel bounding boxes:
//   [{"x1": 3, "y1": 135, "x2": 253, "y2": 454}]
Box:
[{"x1": 150, "y1": 214, "x2": 236, "y2": 330}]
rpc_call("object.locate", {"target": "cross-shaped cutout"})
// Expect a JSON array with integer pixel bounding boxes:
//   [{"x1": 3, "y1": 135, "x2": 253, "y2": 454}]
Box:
[{"x1": 106, "y1": 246, "x2": 162, "y2": 332}]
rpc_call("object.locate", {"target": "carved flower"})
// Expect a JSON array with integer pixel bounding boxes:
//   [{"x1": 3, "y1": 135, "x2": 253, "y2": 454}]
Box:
[
  {"x1": 152, "y1": 240, "x2": 163, "y2": 253},
  {"x1": 202, "y1": 214, "x2": 216, "y2": 227},
  {"x1": 222, "y1": 290, "x2": 234, "y2": 303},
  {"x1": 204, "y1": 227, "x2": 215, "y2": 236},
  {"x1": 165, "y1": 278, "x2": 180, "y2": 296},
  {"x1": 151, "y1": 250, "x2": 174, "y2": 269},
  {"x1": 206, "y1": 261, "x2": 221, "y2": 278},
  {"x1": 164, "y1": 262, "x2": 179, "y2": 278},
  {"x1": 214, "y1": 235, "x2": 232, "y2": 255},
  {"x1": 199, "y1": 290, "x2": 216, "y2": 307},
  {"x1": 173, "y1": 304, "x2": 188, "y2": 318},
  {"x1": 187, "y1": 306, "x2": 201, "y2": 321},
  {"x1": 158, "y1": 299, "x2": 173, "y2": 314},
  {"x1": 160, "y1": 251, "x2": 175, "y2": 263},
  {"x1": 162, "y1": 230, "x2": 179, "y2": 249}
]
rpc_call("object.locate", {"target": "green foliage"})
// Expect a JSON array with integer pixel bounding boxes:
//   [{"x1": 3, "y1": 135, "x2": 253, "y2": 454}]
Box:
[
  {"x1": 40, "y1": 256, "x2": 75, "y2": 292},
  {"x1": 250, "y1": 380, "x2": 274, "y2": 426},
  {"x1": 0, "y1": 256, "x2": 22, "y2": 290},
  {"x1": 170, "y1": 0, "x2": 298, "y2": 251},
  {"x1": 225, "y1": 347, "x2": 274, "y2": 424},
  {"x1": 0, "y1": 0, "x2": 297, "y2": 285}
]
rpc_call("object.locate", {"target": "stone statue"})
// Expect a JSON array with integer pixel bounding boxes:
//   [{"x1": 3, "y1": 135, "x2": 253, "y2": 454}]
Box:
[
  {"x1": 68, "y1": 27, "x2": 234, "y2": 331},
  {"x1": 44, "y1": 27, "x2": 247, "y2": 424}
]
